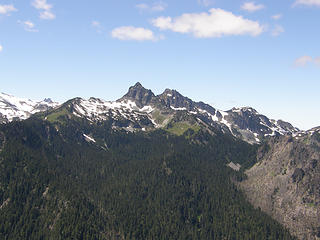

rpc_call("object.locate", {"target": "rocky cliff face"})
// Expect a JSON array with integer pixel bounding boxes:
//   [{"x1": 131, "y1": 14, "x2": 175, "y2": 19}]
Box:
[
  {"x1": 240, "y1": 129, "x2": 320, "y2": 240},
  {"x1": 119, "y1": 82, "x2": 157, "y2": 108}
]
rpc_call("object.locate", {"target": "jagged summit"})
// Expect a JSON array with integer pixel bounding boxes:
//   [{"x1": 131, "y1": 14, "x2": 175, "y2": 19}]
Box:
[
  {"x1": 157, "y1": 88, "x2": 216, "y2": 116},
  {"x1": 158, "y1": 88, "x2": 194, "y2": 110},
  {"x1": 231, "y1": 107, "x2": 258, "y2": 114},
  {"x1": 119, "y1": 82, "x2": 156, "y2": 107},
  {"x1": 0, "y1": 85, "x2": 306, "y2": 144},
  {"x1": 43, "y1": 98, "x2": 54, "y2": 103},
  {"x1": 133, "y1": 82, "x2": 143, "y2": 88}
]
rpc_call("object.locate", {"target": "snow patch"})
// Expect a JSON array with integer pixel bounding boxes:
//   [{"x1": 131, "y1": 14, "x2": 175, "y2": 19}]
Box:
[
  {"x1": 170, "y1": 106, "x2": 187, "y2": 111},
  {"x1": 140, "y1": 105, "x2": 154, "y2": 113},
  {"x1": 83, "y1": 134, "x2": 96, "y2": 143}
]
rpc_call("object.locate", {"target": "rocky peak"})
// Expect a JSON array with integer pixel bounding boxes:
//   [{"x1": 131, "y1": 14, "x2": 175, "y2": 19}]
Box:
[
  {"x1": 43, "y1": 98, "x2": 53, "y2": 104},
  {"x1": 276, "y1": 120, "x2": 299, "y2": 133},
  {"x1": 301, "y1": 126, "x2": 320, "y2": 135},
  {"x1": 120, "y1": 82, "x2": 156, "y2": 107},
  {"x1": 231, "y1": 107, "x2": 258, "y2": 115},
  {"x1": 241, "y1": 107, "x2": 258, "y2": 113},
  {"x1": 158, "y1": 89, "x2": 195, "y2": 110}
]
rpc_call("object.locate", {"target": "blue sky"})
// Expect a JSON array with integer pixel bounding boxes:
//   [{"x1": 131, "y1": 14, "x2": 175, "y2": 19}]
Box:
[{"x1": 0, "y1": 0, "x2": 319, "y2": 129}]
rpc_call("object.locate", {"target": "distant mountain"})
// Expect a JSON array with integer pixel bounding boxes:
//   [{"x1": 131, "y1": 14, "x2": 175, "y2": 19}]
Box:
[
  {"x1": 34, "y1": 82, "x2": 300, "y2": 144},
  {"x1": 0, "y1": 92, "x2": 59, "y2": 124},
  {"x1": 0, "y1": 84, "x2": 304, "y2": 144}
]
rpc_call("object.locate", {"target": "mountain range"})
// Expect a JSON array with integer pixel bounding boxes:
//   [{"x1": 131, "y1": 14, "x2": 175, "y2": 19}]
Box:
[
  {"x1": 0, "y1": 92, "x2": 59, "y2": 124},
  {"x1": 0, "y1": 83, "x2": 309, "y2": 144}
]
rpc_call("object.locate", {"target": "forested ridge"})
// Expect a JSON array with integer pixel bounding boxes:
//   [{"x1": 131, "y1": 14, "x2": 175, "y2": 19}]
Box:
[{"x1": 0, "y1": 118, "x2": 295, "y2": 239}]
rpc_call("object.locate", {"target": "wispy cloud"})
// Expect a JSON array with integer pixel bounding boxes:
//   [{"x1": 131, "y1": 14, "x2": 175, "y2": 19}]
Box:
[
  {"x1": 92, "y1": 21, "x2": 103, "y2": 33},
  {"x1": 40, "y1": 11, "x2": 55, "y2": 20},
  {"x1": 241, "y1": 2, "x2": 265, "y2": 12},
  {"x1": 136, "y1": 2, "x2": 167, "y2": 13},
  {"x1": 315, "y1": 57, "x2": 320, "y2": 67},
  {"x1": 294, "y1": 56, "x2": 315, "y2": 67},
  {"x1": 271, "y1": 25, "x2": 284, "y2": 36},
  {"x1": 271, "y1": 14, "x2": 282, "y2": 20},
  {"x1": 111, "y1": 26, "x2": 158, "y2": 41},
  {"x1": 197, "y1": 0, "x2": 214, "y2": 7},
  {"x1": 0, "y1": 45, "x2": 3, "y2": 52},
  {"x1": 18, "y1": 20, "x2": 39, "y2": 32},
  {"x1": 0, "y1": 4, "x2": 17, "y2": 15},
  {"x1": 32, "y1": 0, "x2": 55, "y2": 20},
  {"x1": 294, "y1": 0, "x2": 320, "y2": 6},
  {"x1": 152, "y1": 8, "x2": 264, "y2": 38}
]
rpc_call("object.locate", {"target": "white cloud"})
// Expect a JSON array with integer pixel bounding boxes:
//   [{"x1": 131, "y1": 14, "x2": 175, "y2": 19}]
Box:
[
  {"x1": 294, "y1": 0, "x2": 320, "y2": 6},
  {"x1": 241, "y1": 2, "x2": 265, "y2": 12},
  {"x1": 32, "y1": 0, "x2": 52, "y2": 10},
  {"x1": 24, "y1": 21, "x2": 35, "y2": 28},
  {"x1": 152, "y1": 8, "x2": 264, "y2": 38},
  {"x1": 271, "y1": 14, "x2": 282, "y2": 20},
  {"x1": 0, "y1": 45, "x2": 2, "y2": 52},
  {"x1": 32, "y1": 0, "x2": 55, "y2": 20},
  {"x1": 294, "y1": 56, "x2": 313, "y2": 67},
  {"x1": 18, "y1": 20, "x2": 39, "y2": 32},
  {"x1": 40, "y1": 11, "x2": 55, "y2": 20},
  {"x1": 111, "y1": 26, "x2": 157, "y2": 41},
  {"x1": 136, "y1": 2, "x2": 167, "y2": 12},
  {"x1": 271, "y1": 25, "x2": 284, "y2": 36},
  {"x1": 0, "y1": 4, "x2": 17, "y2": 15}
]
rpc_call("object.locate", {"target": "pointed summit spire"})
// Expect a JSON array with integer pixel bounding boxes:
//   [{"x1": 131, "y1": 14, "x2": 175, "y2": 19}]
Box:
[
  {"x1": 133, "y1": 82, "x2": 143, "y2": 88},
  {"x1": 120, "y1": 82, "x2": 155, "y2": 107}
]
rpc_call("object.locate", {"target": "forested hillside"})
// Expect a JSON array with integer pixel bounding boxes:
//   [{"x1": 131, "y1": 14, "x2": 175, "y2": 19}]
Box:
[{"x1": 0, "y1": 117, "x2": 295, "y2": 239}]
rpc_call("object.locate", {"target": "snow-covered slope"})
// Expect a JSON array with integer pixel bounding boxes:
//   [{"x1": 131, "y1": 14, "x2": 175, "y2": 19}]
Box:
[
  {"x1": 0, "y1": 92, "x2": 59, "y2": 123},
  {"x1": 52, "y1": 83, "x2": 300, "y2": 144},
  {"x1": 70, "y1": 97, "x2": 156, "y2": 131},
  {"x1": 0, "y1": 84, "x2": 306, "y2": 144}
]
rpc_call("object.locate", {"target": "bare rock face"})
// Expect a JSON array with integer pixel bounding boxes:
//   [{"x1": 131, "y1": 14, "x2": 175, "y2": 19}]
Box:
[
  {"x1": 240, "y1": 132, "x2": 320, "y2": 240},
  {"x1": 119, "y1": 82, "x2": 156, "y2": 108}
]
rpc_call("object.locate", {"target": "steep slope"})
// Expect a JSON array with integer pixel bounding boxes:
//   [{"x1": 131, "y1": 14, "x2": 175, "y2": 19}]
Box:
[
  {"x1": 0, "y1": 92, "x2": 59, "y2": 124},
  {"x1": 118, "y1": 82, "x2": 158, "y2": 107},
  {"x1": 240, "y1": 129, "x2": 320, "y2": 240},
  {"x1": 0, "y1": 116, "x2": 295, "y2": 239}
]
